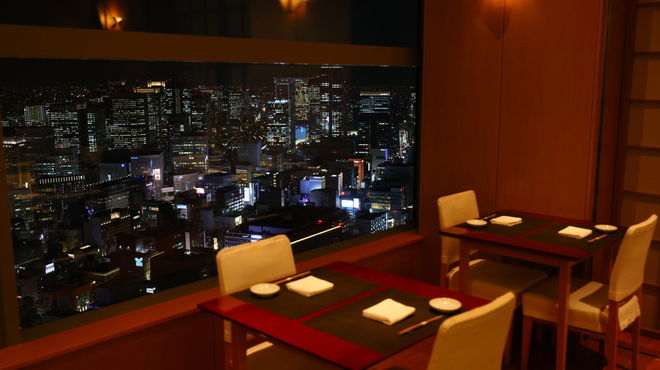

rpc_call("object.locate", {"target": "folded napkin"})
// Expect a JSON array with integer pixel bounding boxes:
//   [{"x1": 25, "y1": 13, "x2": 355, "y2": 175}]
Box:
[
  {"x1": 362, "y1": 298, "x2": 416, "y2": 325},
  {"x1": 558, "y1": 226, "x2": 592, "y2": 239},
  {"x1": 490, "y1": 215, "x2": 523, "y2": 227},
  {"x1": 286, "y1": 276, "x2": 334, "y2": 297}
]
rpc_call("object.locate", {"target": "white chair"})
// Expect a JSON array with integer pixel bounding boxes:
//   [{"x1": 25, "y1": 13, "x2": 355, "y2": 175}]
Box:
[
  {"x1": 438, "y1": 190, "x2": 548, "y2": 302},
  {"x1": 216, "y1": 234, "x2": 296, "y2": 368},
  {"x1": 520, "y1": 214, "x2": 657, "y2": 370},
  {"x1": 427, "y1": 292, "x2": 516, "y2": 370},
  {"x1": 217, "y1": 234, "x2": 296, "y2": 296}
]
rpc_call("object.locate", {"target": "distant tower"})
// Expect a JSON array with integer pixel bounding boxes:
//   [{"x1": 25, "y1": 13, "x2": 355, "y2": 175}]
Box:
[{"x1": 357, "y1": 90, "x2": 396, "y2": 156}]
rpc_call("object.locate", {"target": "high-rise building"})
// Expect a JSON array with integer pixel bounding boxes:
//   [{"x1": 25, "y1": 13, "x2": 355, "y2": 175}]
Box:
[
  {"x1": 48, "y1": 103, "x2": 82, "y2": 154},
  {"x1": 170, "y1": 136, "x2": 208, "y2": 173},
  {"x1": 265, "y1": 99, "x2": 291, "y2": 149},
  {"x1": 236, "y1": 142, "x2": 262, "y2": 167},
  {"x1": 357, "y1": 91, "x2": 396, "y2": 156},
  {"x1": 130, "y1": 152, "x2": 165, "y2": 200},
  {"x1": 23, "y1": 105, "x2": 47, "y2": 126},
  {"x1": 109, "y1": 94, "x2": 148, "y2": 151},
  {"x1": 83, "y1": 104, "x2": 107, "y2": 153},
  {"x1": 164, "y1": 82, "x2": 192, "y2": 137},
  {"x1": 134, "y1": 85, "x2": 165, "y2": 148}
]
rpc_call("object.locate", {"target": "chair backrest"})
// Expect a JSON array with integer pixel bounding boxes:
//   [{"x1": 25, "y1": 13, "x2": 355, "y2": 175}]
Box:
[
  {"x1": 216, "y1": 234, "x2": 296, "y2": 296},
  {"x1": 427, "y1": 292, "x2": 515, "y2": 370},
  {"x1": 428, "y1": 292, "x2": 516, "y2": 370},
  {"x1": 437, "y1": 190, "x2": 479, "y2": 264},
  {"x1": 609, "y1": 214, "x2": 657, "y2": 302}
]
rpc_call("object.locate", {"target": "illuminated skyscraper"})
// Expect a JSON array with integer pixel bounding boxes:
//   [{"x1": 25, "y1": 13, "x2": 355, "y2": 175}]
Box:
[
  {"x1": 274, "y1": 77, "x2": 310, "y2": 146},
  {"x1": 357, "y1": 90, "x2": 397, "y2": 156},
  {"x1": 23, "y1": 105, "x2": 47, "y2": 126},
  {"x1": 109, "y1": 94, "x2": 148, "y2": 151},
  {"x1": 265, "y1": 99, "x2": 291, "y2": 149},
  {"x1": 83, "y1": 104, "x2": 107, "y2": 153},
  {"x1": 48, "y1": 103, "x2": 81, "y2": 154},
  {"x1": 134, "y1": 85, "x2": 165, "y2": 148},
  {"x1": 170, "y1": 135, "x2": 208, "y2": 173}
]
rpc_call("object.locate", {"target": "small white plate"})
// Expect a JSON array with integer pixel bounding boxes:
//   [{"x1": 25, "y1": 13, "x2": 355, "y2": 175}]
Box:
[
  {"x1": 250, "y1": 283, "x2": 280, "y2": 298},
  {"x1": 429, "y1": 297, "x2": 462, "y2": 313},
  {"x1": 466, "y1": 219, "x2": 487, "y2": 228},
  {"x1": 595, "y1": 224, "x2": 618, "y2": 233}
]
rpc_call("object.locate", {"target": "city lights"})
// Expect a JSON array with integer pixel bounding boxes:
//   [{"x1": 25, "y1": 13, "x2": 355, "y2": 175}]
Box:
[{"x1": 4, "y1": 63, "x2": 416, "y2": 329}]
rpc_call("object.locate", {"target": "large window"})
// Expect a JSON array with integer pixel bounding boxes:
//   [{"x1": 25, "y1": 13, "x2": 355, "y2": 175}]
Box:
[{"x1": 0, "y1": 0, "x2": 419, "y2": 342}]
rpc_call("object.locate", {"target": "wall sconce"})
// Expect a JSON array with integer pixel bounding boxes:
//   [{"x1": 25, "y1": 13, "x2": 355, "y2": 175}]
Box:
[
  {"x1": 279, "y1": 0, "x2": 307, "y2": 14},
  {"x1": 111, "y1": 16, "x2": 124, "y2": 29},
  {"x1": 482, "y1": 0, "x2": 512, "y2": 39},
  {"x1": 97, "y1": 2, "x2": 125, "y2": 31}
]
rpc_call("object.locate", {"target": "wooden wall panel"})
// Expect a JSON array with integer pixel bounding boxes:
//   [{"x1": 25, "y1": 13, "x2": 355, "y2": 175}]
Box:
[
  {"x1": 641, "y1": 285, "x2": 659, "y2": 329},
  {"x1": 356, "y1": 243, "x2": 422, "y2": 281},
  {"x1": 495, "y1": 0, "x2": 605, "y2": 220},
  {"x1": 635, "y1": 6, "x2": 660, "y2": 51},
  {"x1": 628, "y1": 103, "x2": 660, "y2": 146},
  {"x1": 24, "y1": 312, "x2": 215, "y2": 370},
  {"x1": 617, "y1": 0, "x2": 660, "y2": 332},
  {"x1": 646, "y1": 243, "x2": 660, "y2": 285},
  {"x1": 419, "y1": 0, "x2": 503, "y2": 282},
  {"x1": 620, "y1": 193, "x2": 660, "y2": 240},
  {"x1": 631, "y1": 57, "x2": 660, "y2": 100},
  {"x1": 623, "y1": 150, "x2": 660, "y2": 193}
]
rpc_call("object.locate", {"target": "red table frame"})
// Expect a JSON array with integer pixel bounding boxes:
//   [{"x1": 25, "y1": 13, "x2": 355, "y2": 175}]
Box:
[
  {"x1": 198, "y1": 261, "x2": 489, "y2": 370},
  {"x1": 440, "y1": 210, "x2": 621, "y2": 370}
]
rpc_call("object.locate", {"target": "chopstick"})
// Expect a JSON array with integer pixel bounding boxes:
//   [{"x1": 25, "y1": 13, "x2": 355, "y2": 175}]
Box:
[
  {"x1": 587, "y1": 234, "x2": 607, "y2": 244},
  {"x1": 481, "y1": 214, "x2": 497, "y2": 221},
  {"x1": 271, "y1": 271, "x2": 311, "y2": 285},
  {"x1": 397, "y1": 315, "x2": 445, "y2": 336}
]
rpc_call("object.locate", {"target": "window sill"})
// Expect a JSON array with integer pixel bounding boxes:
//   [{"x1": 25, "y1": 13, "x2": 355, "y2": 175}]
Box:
[{"x1": 0, "y1": 231, "x2": 423, "y2": 368}]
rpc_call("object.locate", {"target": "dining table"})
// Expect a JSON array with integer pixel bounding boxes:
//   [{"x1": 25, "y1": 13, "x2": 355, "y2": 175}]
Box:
[
  {"x1": 440, "y1": 210, "x2": 626, "y2": 370},
  {"x1": 198, "y1": 261, "x2": 489, "y2": 370}
]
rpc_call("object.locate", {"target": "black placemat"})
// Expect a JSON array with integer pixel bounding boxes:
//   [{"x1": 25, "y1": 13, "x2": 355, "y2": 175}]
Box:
[
  {"x1": 524, "y1": 223, "x2": 625, "y2": 250},
  {"x1": 457, "y1": 214, "x2": 550, "y2": 237},
  {"x1": 303, "y1": 288, "x2": 463, "y2": 354},
  {"x1": 232, "y1": 268, "x2": 380, "y2": 319}
]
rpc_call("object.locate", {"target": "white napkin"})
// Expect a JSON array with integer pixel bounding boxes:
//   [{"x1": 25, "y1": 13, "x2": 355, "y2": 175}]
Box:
[
  {"x1": 362, "y1": 298, "x2": 416, "y2": 325},
  {"x1": 490, "y1": 215, "x2": 523, "y2": 227},
  {"x1": 558, "y1": 226, "x2": 592, "y2": 239},
  {"x1": 286, "y1": 276, "x2": 334, "y2": 297}
]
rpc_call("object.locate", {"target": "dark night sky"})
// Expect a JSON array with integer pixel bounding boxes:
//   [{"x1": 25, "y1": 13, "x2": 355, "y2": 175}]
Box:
[{"x1": 0, "y1": 60, "x2": 416, "y2": 88}]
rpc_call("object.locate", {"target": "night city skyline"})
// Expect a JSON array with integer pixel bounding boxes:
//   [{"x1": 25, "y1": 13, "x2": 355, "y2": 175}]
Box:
[{"x1": 1, "y1": 63, "x2": 417, "y2": 328}]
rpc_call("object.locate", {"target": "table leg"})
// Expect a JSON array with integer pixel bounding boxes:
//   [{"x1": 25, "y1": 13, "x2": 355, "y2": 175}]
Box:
[
  {"x1": 212, "y1": 317, "x2": 228, "y2": 370},
  {"x1": 458, "y1": 242, "x2": 471, "y2": 293},
  {"x1": 556, "y1": 262, "x2": 571, "y2": 370},
  {"x1": 591, "y1": 247, "x2": 611, "y2": 283},
  {"x1": 231, "y1": 322, "x2": 248, "y2": 370}
]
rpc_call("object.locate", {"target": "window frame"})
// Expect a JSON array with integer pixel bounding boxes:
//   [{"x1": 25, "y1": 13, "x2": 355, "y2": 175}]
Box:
[{"x1": 0, "y1": 21, "x2": 419, "y2": 346}]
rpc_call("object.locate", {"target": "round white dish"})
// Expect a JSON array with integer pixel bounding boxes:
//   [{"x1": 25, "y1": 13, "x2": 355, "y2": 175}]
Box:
[
  {"x1": 429, "y1": 297, "x2": 462, "y2": 313},
  {"x1": 594, "y1": 224, "x2": 618, "y2": 233},
  {"x1": 466, "y1": 219, "x2": 487, "y2": 228},
  {"x1": 250, "y1": 283, "x2": 280, "y2": 298}
]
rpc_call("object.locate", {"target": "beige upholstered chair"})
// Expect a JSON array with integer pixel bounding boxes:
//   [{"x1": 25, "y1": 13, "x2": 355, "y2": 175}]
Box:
[
  {"x1": 216, "y1": 235, "x2": 296, "y2": 367},
  {"x1": 216, "y1": 234, "x2": 296, "y2": 296},
  {"x1": 520, "y1": 214, "x2": 657, "y2": 370},
  {"x1": 438, "y1": 190, "x2": 548, "y2": 301},
  {"x1": 427, "y1": 292, "x2": 516, "y2": 370}
]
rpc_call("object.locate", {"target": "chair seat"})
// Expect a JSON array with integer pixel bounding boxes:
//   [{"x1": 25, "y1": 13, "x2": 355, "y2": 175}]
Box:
[
  {"x1": 447, "y1": 259, "x2": 548, "y2": 302},
  {"x1": 522, "y1": 276, "x2": 641, "y2": 333}
]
